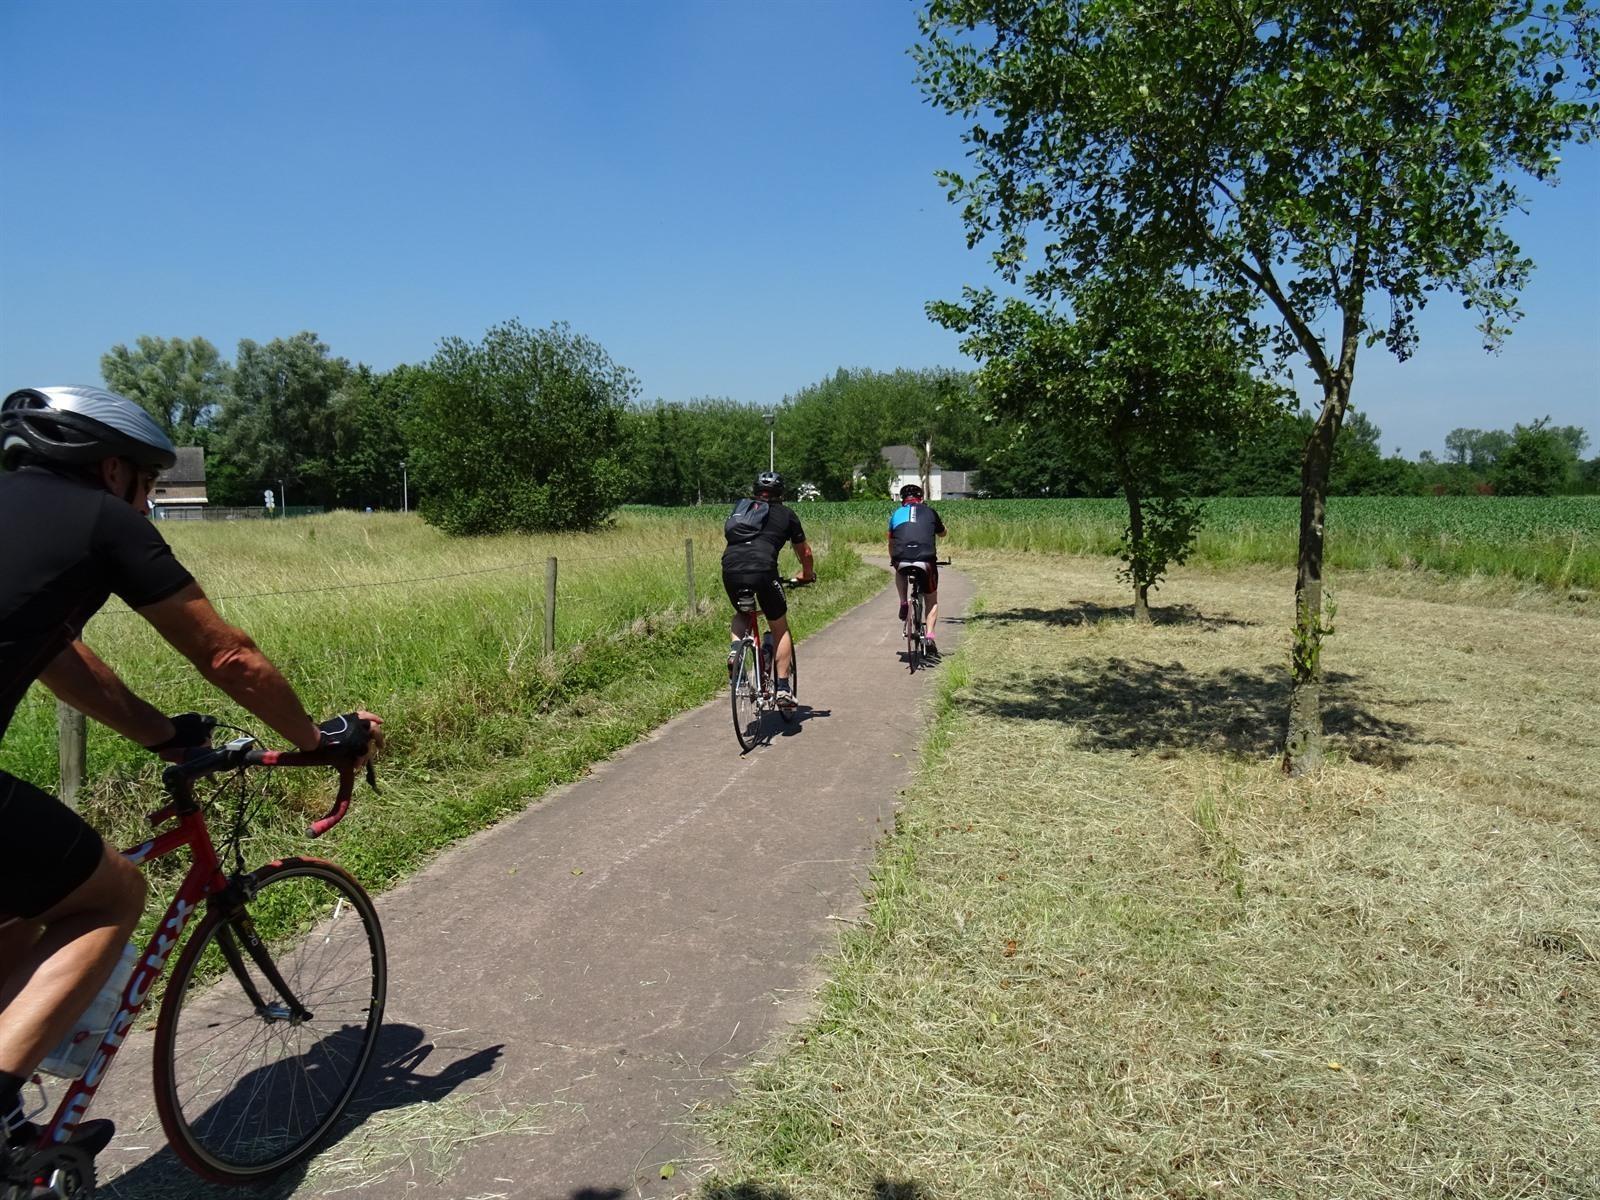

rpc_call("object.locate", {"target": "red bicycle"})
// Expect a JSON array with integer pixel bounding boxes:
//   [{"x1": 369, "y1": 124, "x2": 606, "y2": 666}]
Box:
[{"x1": 3, "y1": 725, "x2": 386, "y2": 1198}]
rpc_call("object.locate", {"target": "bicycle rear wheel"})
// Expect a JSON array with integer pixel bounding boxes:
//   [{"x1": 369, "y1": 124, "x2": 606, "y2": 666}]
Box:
[
  {"x1": 153, "y1": 857, "x2": 387, "y2": 1184},
  {"x1": 907, "y1": 591, "x2": 924, "y2": 673},
  {"x1": 732, "y1": 640, "x2": 762, "y2": 751}
]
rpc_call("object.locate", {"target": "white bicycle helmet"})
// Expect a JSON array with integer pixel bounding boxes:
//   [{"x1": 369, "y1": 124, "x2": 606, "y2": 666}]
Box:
[{"x1": 1, "y1": 386, "x2": 177, "y2": 472}]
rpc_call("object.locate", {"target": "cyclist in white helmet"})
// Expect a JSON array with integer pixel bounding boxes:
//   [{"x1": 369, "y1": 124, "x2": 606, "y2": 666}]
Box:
[{"x1": 0, "y1": 387, "x2": 381, "y2": 1168}]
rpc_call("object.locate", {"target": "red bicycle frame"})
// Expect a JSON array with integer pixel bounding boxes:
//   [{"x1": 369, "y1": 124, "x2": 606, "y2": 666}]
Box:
[
  {"x1": 38, "y1": 743, "x2": 361, "y2": 1146},
  {"x1": 44, "y1": 802, "x2": 222, "y2": 1144}
]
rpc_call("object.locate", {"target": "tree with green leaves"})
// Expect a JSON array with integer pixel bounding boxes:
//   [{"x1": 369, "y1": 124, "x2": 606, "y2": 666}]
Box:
[
  {"x1": 404, "y1": 320, "x2": 635, "y2": 535},
  {"x1": 328, "y1": 364, "x2": 417, "y2": 509},
  {"x1": 100, "y1": 335, "x2": 232, "y2": 445},
  {"x1": 622, "y1": 399, "x2": 770, "y2": 505},
  {"x1": 935, "y1": 274, "x2": 1282, "y2": 619},
  {"x1": 917, "y1": 0, "x2": 1599, "y2": 772},
  {"x1": 1494, "y1": 415, "x2": 1587, "y2": 494},
  {"x1": 781, "y1": 367, "x2": 982, "y2": 499},
  {"x1": 209, "y1": 332, "x2": 351, "y2": 506}
]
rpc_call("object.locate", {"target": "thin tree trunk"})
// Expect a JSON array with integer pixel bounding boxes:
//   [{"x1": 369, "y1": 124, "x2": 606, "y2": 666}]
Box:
[
  {"x1": 1125, "y1": 484, "x2": 1150, "y2": 623},
  {"x1": 1284, "y1": 384, "x2": 1348, "y2": 774}
]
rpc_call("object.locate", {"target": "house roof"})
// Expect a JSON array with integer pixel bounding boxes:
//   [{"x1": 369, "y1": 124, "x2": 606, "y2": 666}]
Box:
[
  {"x1": 880, "y1": 444, "x2": 941, "y2": 471},
  {"x1": 165, "y1": 447, "x2": 206, "y2": 485}
]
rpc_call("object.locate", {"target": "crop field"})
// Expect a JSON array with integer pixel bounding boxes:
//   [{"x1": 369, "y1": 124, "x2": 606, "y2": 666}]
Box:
[{"x1": 628, "y1": 496, "x2": 1600, "y2": 593}]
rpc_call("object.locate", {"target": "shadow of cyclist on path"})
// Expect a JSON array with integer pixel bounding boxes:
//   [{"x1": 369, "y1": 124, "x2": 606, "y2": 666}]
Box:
[
  {"x1": 103, "y1": 1023, "x2": 503, "y2": 1199},
  {"x1": 774, "y1": 705, "x2": 831, "y2": 739}
]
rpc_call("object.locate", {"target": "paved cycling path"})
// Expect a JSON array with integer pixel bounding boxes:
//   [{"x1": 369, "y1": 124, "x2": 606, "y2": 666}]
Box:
[{"x1": 97, "y1": 563, "x2": 970, "y2": 1200}]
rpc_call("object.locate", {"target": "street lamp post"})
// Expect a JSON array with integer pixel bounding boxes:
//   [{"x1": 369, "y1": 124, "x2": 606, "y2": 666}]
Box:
[
  {"x1": 763, "y1": 412, "x2": 776, "y2": 472},
  {"x1": 279, "y1": 479, "x2": 286, "y2": 518},
  {"x1": 401, "y1": 461, "x2": 409, "y2": 513}
]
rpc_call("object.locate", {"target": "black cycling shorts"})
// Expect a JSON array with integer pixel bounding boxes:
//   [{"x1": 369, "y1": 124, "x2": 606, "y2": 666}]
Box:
[
  {"x1": 894, "y1": 559, "x2": 939, "y2": 593},
  {"x1": 722, "y1": 571, "x2": 787, "y2": 620},
  {"x1": 0, "y1": 771, "x2": 106, "y2": 920}
]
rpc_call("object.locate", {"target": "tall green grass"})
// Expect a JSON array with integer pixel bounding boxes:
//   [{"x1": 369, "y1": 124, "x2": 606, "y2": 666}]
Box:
[
  {"x1": 0, "y1": 511, "x2": 872, "y2": 906},
  {"x1": 627, "y1": 497, "x2": 1600, "y2": 591}
]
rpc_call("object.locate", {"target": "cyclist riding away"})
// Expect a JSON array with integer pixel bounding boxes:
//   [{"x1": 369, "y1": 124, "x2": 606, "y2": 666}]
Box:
[
  {"x1": 0, "y1": 386, "x2": 382, "y2": 1172},
  {"x1": 721, "y1": 471, "x2": 814, "y2": 708},
  {"x1": 889, "y1": 483, "x2": 947, "y2": 658}
]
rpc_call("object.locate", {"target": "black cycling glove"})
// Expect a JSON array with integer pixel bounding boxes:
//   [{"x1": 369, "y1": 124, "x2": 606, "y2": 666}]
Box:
[
  {"x1": 317, "y1": 712, "x2": 372, "y2": 752},
  {"x1": 145, "y1": 712, "x2": 215, "y2": 754}
]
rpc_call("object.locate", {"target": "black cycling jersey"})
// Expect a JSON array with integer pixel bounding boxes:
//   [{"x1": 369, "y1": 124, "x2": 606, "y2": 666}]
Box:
[
  {"x1": 721, "y1": 499, "x2": 807, "y2": 575},
  {"x1": 0, "y1": 467, "x2": 194, "y2": 739}
]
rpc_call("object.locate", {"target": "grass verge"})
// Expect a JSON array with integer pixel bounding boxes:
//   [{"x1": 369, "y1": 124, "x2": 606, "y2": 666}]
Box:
[
  {"x1": 0, "y1": 512, "x2": 883, "y2": 956},
  {"x1": 702, "y1": 552, "x2": 1600, "y2": 1199}
]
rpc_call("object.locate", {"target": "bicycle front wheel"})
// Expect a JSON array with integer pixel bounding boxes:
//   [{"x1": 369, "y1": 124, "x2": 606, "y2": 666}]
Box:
[
  {"x1": 153, "y1": 858, "x2": 387, "y2": 1184},
  {"x1": 732, "y1": 641, "x2": 762, "y2": 751}
]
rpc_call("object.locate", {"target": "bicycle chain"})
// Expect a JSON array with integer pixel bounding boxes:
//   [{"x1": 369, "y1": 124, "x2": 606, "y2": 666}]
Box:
[{"x1": 2, "y1": 1143, "x2": 95, "y2": 1200}]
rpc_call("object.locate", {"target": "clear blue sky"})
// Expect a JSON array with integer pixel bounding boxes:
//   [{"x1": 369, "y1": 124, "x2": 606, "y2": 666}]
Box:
[{"x1": 2, "y1": 0, "x2": 1595, "y2": 459}]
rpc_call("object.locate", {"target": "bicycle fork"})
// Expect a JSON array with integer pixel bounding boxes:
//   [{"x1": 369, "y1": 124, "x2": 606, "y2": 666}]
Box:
[{"x1": 210, "y1": 883, "x2": 314, "y2": 1026}]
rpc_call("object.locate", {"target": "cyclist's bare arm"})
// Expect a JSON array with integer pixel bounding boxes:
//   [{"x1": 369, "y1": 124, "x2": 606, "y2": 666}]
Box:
[
  {"x1": 793, "y1": 540, "x2": 815, "y2": 583},
  {"x1": 137, "y1": 582, "x2": 322, "y2": 752},
  {"x1": 37, "y1": 640, "x2": 172, "y2": 747}
]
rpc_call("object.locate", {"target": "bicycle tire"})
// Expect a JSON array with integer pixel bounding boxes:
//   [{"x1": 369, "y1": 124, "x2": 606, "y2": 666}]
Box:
[
  {"x1": 153, "y1": 857, "x2": 387, "y2": 1184},
  {"x1": 779, "y1": 640, "x2": 800, "y2": 723},
  {"x1": 908, "y1": 590, "x2": 924, "y2": 673},
  {"x1": 732, "y1": 640, "x2": 762, "y2": 751}
]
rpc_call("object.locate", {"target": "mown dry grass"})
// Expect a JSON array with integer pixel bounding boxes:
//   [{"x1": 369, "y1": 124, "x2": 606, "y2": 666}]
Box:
[{"x1": 704, "y1": 553, "x2": 1600, "y2": 1199}]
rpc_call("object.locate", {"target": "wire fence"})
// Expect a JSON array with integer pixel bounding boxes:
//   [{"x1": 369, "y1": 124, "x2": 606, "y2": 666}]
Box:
[
  {"x1": 152, "y1": 505, "x2": 327, "y2": 521},
  {"x1": 55, "y1": 538, "x2": 711, "y2": 802}
]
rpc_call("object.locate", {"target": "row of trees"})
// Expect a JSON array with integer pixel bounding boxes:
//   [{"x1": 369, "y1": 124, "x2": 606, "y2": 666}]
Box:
[
  {"x1": 102, "y1": 326, "x2": 1594, "y2": 522},
  {"x1": 101, "y1": 323, "x2": 636, "y2": 534}
]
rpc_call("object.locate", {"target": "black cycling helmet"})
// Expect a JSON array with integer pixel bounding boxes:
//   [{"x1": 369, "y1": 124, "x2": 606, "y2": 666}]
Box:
[
  {"x1": 1, "y1": 386, "x2": 177, "y2": 472},
  {"x1": 755, "y1": 470, "x2": 784, "y2": 497},
  {"x1": 900, "y1": 483, "x2": 924, "y2": 501}
]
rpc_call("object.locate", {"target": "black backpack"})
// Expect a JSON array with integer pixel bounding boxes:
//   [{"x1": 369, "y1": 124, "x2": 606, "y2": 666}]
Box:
[{"x1": 724, "y1": 498, "x2": 770, "y2": 544}]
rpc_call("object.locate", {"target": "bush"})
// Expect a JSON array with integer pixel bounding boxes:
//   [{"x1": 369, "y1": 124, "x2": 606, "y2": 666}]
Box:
[{"x1": 405, "y1": 320, "x2": 636, "y2": 534}]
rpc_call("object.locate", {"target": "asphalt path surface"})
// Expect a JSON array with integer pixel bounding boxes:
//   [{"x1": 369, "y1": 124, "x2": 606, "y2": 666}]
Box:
[{"x1": 92, "y1": 563, "x2": 971, "y2": 1199}]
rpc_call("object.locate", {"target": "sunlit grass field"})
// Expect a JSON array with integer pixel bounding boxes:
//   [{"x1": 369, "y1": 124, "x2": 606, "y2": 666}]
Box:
[
  {"x1": 0, "y1": 510, "x2": 875, "y2": 911},
  {"x1": 704, "y1": 553, "x2": 1600, "y2": 1198},
  {"x1": 630, "y1": 497, "x2": 1600, "y2": 593}
]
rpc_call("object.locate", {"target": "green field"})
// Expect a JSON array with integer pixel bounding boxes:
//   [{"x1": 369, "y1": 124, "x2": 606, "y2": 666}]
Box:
[
  {"x1": 629, "y1": 496, "x2": 1600, "y2": 592},
  {"x1": 0, "y1": 511, "x2": 874, "y2": 910}
]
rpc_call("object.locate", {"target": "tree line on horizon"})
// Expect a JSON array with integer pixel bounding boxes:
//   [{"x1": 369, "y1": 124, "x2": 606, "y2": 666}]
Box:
[{"x1": 96, "y1": 328, "x2": 1596, "y2": 518}]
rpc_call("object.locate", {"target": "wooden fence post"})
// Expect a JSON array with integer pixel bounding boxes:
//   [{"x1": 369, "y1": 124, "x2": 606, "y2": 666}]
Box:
[
  {"x1": 684, "y1": 538, "x2": 696, "y2": 613},
  {"x1": 57, "y1": 701, "x2": 86, "y2": 810},
  {"x1": 544, "y1": 556, "x2": 557, "y2": 657}
]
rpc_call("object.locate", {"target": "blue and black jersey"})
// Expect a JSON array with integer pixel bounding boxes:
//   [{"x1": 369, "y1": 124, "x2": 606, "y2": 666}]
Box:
[{"x1": 888, "y1": 502, "x2": 945, "y2": 562}]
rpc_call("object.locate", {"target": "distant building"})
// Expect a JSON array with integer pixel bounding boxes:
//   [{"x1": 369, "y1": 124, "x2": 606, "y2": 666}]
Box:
[
  {"x1": 869, "y1": 444, "x2": 982, "y2": 500},
  {"x1": 151, "y1": 447, "x2": 208, "y2": 519}
]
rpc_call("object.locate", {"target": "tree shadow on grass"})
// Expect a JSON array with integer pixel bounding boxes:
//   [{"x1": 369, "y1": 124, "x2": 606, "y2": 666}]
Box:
[
  {"x1": 977, "y1": 602, "x2": 1258, "y2": 632},
  {"x1": 960, "y1": 657, "x2": 1442, "y2": 767},
  {"x1": 704, "y1": 1177, "x2": 927, "y2": 1199}
]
